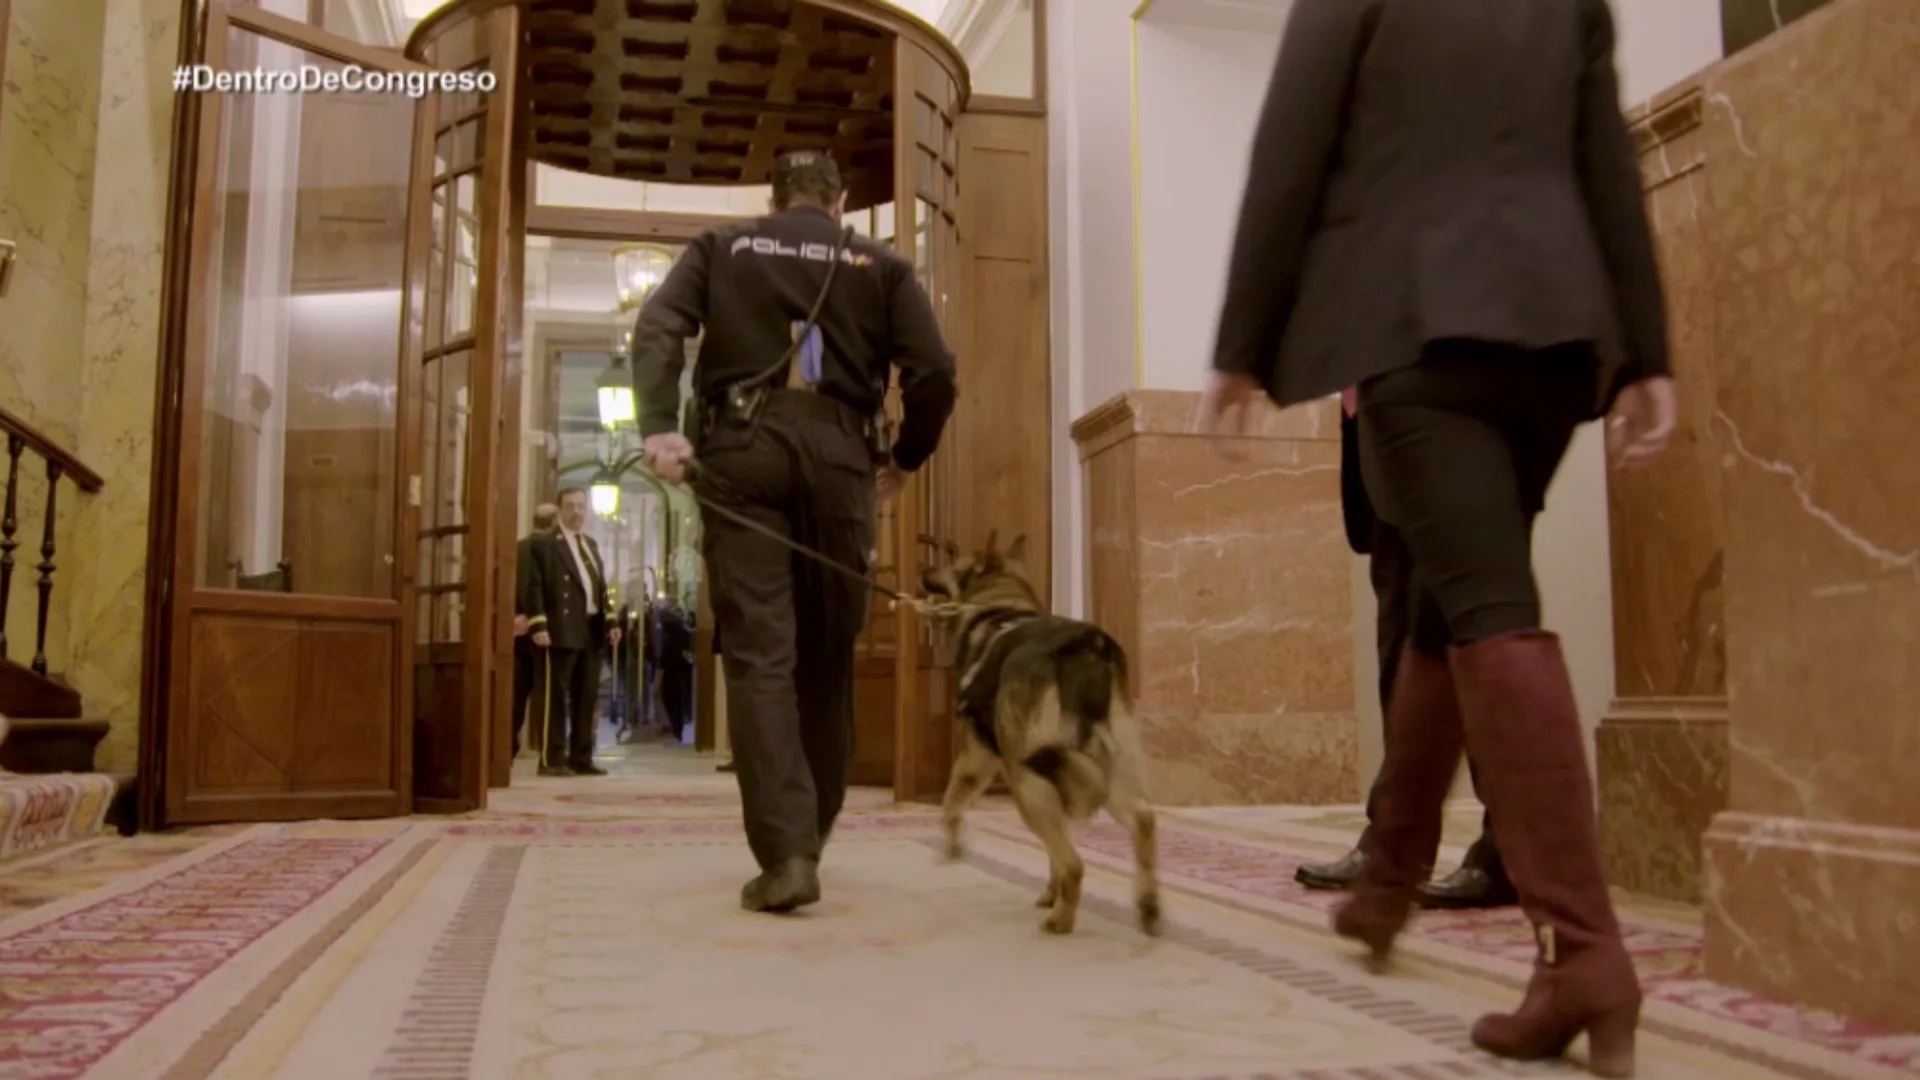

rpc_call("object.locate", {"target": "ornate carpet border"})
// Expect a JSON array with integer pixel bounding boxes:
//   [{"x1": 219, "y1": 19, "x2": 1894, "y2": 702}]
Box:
[
  {"x1": 971, "y1": 818, "x2": 1920, "y2": 1080},
  {"x1": 949, "y1": 839, "x2": 1538, "y2": 1080},
  {"x1": 0, "y1": 833, "x2": 393, "y2": 1079},
  {"x1": 372, "y1": 846, "x2": 526, "y2": 1079}
]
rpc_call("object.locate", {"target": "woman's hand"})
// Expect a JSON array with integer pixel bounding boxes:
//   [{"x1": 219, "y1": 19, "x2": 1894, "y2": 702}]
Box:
[
  {"x1": 1608, "y1": 376, "x2": 1678, "y2": 471},
  {"x1": 1198, "y1": 371, "x2": 1263, "y2": 460}
]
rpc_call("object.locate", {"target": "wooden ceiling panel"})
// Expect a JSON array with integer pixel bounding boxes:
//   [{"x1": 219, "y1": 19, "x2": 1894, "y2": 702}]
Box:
[{"x1": 524, "y1": 0, "x2": 898, "y2": 207}]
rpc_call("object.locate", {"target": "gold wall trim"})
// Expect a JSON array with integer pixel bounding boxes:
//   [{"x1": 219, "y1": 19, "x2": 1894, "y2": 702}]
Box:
[{"x1": 1128, "y1": 0, "x2": 1157, "y2": 387}]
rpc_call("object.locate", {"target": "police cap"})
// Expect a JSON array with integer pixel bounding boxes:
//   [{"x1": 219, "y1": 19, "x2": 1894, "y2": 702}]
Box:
[{"x1": 772, "y1": 151, "x2": 843, "y2": 205}]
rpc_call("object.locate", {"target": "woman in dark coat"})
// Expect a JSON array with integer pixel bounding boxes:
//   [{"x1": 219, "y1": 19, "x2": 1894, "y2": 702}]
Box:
[{"x1": 1200, "y1": 1, "x2": 1677, "y2": 1075}]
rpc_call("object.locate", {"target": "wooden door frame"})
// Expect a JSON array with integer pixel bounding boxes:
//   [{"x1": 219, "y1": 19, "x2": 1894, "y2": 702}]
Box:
[
  {"x1": 522, "y1": 215, "x2": 738, "y2": 762},
  {"x1": 413, "y1": 4, "x2": 521, "y2": 813},
  {"x1": 149, "y1": 1, "x2": 432, "y2": 825},
  {"x1": 525, "y1": 203, "x2": 742, "y2": 245}
]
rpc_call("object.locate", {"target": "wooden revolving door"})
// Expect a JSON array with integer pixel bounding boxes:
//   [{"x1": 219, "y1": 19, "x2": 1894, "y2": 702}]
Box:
[
  {"x1": 517, "y1": 0, "x2": 977, "y2": 801},
  {"x1": 141, "y1": 0, "x2": 1048, "y2": 824}
]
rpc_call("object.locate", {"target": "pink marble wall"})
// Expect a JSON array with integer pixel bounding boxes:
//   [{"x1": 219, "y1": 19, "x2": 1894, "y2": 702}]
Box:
[
  {"x1": 1073, "y1": 390, "x2": 1358, "y2": 806},
  {"x1": 1688, "y1": 0, "x2": 1920, "y2": 1031}
]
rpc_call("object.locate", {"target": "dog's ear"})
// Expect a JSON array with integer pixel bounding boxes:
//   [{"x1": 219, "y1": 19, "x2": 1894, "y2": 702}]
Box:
[
  {"x1": 1004, "y1": 534, "x2": 1028, "y2": 565},
  {"x1": 976, "y1": 530, "x2": 1003, "y2": 573},
  {"x1": 921, "y1": 564, "x2": 960, "y2": 598}
]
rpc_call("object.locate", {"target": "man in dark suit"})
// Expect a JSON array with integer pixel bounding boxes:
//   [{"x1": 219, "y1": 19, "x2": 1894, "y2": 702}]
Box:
[
  {"x1": 521, "y1": 486, "x2": 621, "y2": 777},
  {"x1": 511, "y1": 502, "x2": 559, "y2": 758},
  {"x1": 1294, "y1": 398, "x2": 1516, "y2": 910}
]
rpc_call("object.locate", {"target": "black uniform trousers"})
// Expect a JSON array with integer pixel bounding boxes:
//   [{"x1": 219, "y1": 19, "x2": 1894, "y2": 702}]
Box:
[
  {"x1": 1356, "y1": 340, "x2": 1596, "y2": 654},
  {"x1": 697, "y1": 392, "x2": 876, "y2": 872},
  {"x1": 538, "y1": 621, "x2": 605, "y2": 769}
]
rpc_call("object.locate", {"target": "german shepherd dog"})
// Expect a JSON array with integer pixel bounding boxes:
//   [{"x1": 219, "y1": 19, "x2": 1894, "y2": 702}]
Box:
[{"x1": 921, "y1": 532, "x2": 1161, "y2": 937}]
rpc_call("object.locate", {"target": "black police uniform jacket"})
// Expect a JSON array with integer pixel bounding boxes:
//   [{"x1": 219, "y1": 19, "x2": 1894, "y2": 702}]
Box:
[{"x1": 627, "y1": 205, "x2": 957, "y2": 473}]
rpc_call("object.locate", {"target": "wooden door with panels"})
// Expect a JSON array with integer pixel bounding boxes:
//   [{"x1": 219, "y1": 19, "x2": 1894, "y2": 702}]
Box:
[
  {"x1": 886, "y1": 39, "x2": 967, "y2": 803},
  {"x1": 408, "y1": 5, "x2": 522, "y2": 812},
  {"x1": 159, "y1": 4, "x2": 431, "y2": 823}
]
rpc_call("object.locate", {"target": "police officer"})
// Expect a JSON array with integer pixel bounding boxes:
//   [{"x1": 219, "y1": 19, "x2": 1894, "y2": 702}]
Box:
[{"x1": 631, "y1": 152, "x2": 957, "y2": 914}]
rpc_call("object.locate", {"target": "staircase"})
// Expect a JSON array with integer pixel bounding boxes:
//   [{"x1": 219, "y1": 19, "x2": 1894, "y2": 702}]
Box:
[{"x1": 0, "y1": 406, "x2": 129, "y2": 863}]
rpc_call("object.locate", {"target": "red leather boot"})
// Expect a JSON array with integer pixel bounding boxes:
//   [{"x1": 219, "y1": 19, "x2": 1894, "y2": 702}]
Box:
[
  {"x1": 1450, "y1": 631, "x2": 1641, "y2": 1078},
  {"x1": 1333, "y1": 645, "x2": 1465, "y2": 966}
]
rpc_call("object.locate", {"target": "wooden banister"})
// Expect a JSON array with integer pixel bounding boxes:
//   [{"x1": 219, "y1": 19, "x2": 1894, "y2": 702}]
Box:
[{"x1": 0, "y1": 405, "x2": 105, "y2": 493}]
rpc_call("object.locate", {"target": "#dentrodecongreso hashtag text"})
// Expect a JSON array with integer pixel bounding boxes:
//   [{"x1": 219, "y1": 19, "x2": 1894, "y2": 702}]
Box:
[{"x1": 173, "y1": 64, "x2": 496, "y2": 98}]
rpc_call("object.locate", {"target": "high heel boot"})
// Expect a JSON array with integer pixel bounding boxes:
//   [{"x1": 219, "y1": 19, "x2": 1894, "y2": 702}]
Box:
[
  {"x1": 1449, "y1": 631, "x2": 1641, "y2": 1079},
  {"x1": 1333, "y1": 645, "x2": 1466, "y2": 966}
]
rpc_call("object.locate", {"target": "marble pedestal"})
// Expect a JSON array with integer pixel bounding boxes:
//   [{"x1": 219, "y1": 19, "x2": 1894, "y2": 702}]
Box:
[
  {"x1": 1692, "y1": 0, "x2": 1920, "y2": 1031},
  {"x1": 1594, "y1": 85, "x2": 1730, "y2": 903},
  {"x1": 1071, "y1": 390, "x2": 1357, "y2": 806}
]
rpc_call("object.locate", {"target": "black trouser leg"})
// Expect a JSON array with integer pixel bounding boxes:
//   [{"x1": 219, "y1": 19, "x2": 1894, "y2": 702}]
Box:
[
  {"x1": 541, "y1": 647, "x2": 581, "y2": 768},
  {"x1": 569, "y1": 641, "x2": 603, "y2": 767},
  {"x1": 707, "y1": 499, "x2": 816, "y2": 871},
  {"x1": 792, "y1": 515, "x2": 871, "y2": 848},
  {"x1": 1358, "y1": 341, "x2": 1593, "y2": 905}
]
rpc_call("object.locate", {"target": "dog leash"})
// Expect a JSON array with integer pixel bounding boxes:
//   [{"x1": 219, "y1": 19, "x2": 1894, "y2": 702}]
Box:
[{"x1": 680, "y1": 458, "x2": 967, "y2": 619}]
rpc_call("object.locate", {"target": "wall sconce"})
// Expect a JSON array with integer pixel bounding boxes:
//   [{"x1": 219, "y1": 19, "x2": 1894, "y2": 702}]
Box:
[{"x1": 612, "y1": 243, "x2": 677, "y2": 312}]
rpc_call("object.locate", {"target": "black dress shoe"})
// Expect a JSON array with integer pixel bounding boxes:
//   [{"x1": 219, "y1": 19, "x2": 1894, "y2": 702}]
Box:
[
  {"x1": 537, "y1": 763, "x2": 574, "y2": 777},
  {"x1": 1415, "y1": 863, "x2": 1519, "y2": 909},
  {"x1": 1295, "y1": 847, "x2": 1369, "y2": 891},
  {"x1": 716, "y1": 759, "x2": 737, "y2": 774},
  {"x1": 570, "y1": 760, "x2": 608, "y2": 776},
  {"x1": 740, "y1": 857, "x2": 821, "y2": 913}
]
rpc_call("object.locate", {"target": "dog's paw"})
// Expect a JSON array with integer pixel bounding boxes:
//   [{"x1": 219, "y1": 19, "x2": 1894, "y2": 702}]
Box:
[
  {"x1": 940, "y1": 840, "x2": 964, "y2": 863},
  {"x1": 1041, "y1": 911, "x2": 1076, "y2": 935},
  {"x1": 1136, "y1": 893, "x2": 1163, "y2": 937},
  {"x1": 1034, "y1": 888, "x2": 1057, "y2": 908}
]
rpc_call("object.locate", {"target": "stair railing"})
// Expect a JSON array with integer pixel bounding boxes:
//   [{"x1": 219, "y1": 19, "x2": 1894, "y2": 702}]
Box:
[{"x1": 0, "y1": 406, "x2": 106, "y2": 674}]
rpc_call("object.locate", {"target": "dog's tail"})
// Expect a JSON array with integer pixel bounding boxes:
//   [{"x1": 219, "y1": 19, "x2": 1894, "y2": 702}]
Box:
[{"x1": 1021, "y1": 629, "x2": 1129, "y2": 818}]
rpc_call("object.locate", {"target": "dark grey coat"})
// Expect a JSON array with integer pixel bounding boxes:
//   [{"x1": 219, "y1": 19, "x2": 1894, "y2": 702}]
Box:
[{"x1": 1211, "y1": 0, "x2": 1670, "y2": 413}]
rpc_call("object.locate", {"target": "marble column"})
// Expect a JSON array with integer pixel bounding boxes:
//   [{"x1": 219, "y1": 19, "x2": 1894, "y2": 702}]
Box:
[
  {"x1": 1695, "y1": 0, "x2": 1920, "y2": 1031},
  {"x1": 1593, "y1": 83, "x2": 1730, "y2": 903},
  {"x1": 64, "y1": 0, "x2": 182, "y2": 773},
  {"x1": 1720, "y1": 0, "x2": 1839, "y2": 56},
  {"x1": 1072, "y1": 390, "x2": 1358, "y2": 806}
]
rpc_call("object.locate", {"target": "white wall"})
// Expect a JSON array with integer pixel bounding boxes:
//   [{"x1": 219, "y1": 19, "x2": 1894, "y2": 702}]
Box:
[
  {"x1": 1135, "y1": 21, "x2": 1278, "y2": 390},
  {"x1": 1047, "y1": 0, "x2": 1139, "y2": 618}
]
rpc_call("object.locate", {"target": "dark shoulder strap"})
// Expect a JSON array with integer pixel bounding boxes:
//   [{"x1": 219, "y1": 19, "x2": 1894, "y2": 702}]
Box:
[{"x1": 736, "y1": 224, "x2": 857, "y2": 393}]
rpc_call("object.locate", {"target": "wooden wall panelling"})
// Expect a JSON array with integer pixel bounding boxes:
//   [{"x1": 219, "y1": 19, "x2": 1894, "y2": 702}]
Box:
[{"x1": 952, "y1": 110, "x2": 1049, "y2": 601}]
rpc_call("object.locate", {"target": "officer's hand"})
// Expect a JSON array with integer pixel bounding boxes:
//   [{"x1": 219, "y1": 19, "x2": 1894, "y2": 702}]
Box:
[
  {"x1": 532, "y1": 631, "x2": 552, "y2": 648},
  {"x1": 876, "y1": 463, "x2": 907, "y2": 504},
  {"x1": 643, "y1": 433, "x2": 695, "y2": 485},
  {"x1": 1198, "y1": 371, "x2": 1261, "y2": 462}
]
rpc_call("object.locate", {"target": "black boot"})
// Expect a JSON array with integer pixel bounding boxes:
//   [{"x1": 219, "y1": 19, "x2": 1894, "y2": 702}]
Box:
[
  {"x1": 1419, "y1": 834, "x2": 1519, "y2": 909},
  {"x1": 1296, "y1": 845, "x2": 1370, "y2": 890},
  {"x1": 740, "y1": 856, "x2": 821, "y2": 914}
]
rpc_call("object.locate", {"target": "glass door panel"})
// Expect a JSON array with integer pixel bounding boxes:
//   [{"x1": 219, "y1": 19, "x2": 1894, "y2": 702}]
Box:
[{"x1": 161, "y1": 3, "x2": 426, "y2": 824}]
